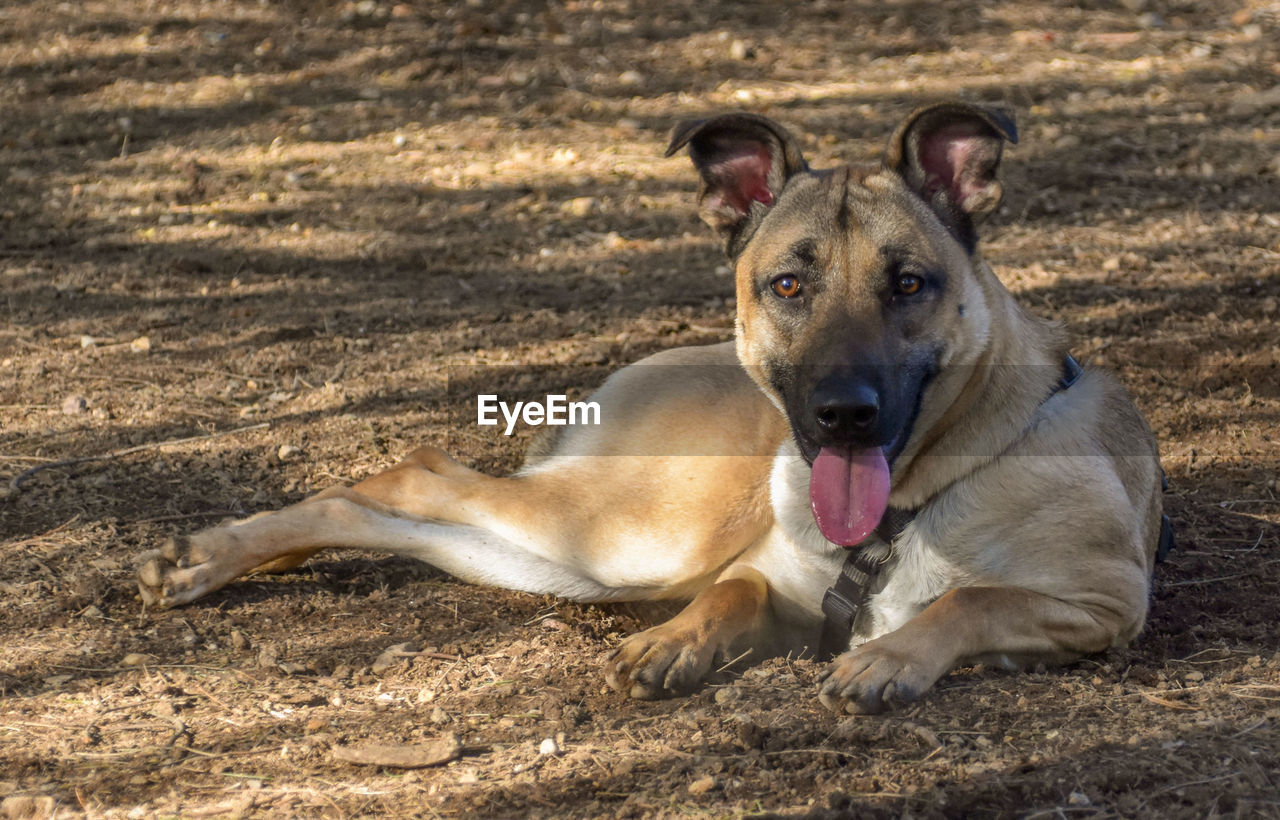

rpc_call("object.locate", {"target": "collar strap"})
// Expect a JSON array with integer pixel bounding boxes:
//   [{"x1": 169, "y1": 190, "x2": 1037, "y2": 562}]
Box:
[
  {"x1": 817, "y1": 507, "x2": 915, "y2": 660},
  {"x1": 1057, "y1": 354, "x2": 1083, "y2": 393},
  {"x1": 818, "y1": 549, "x2": 880, "y2": 661},
  {"x1": 816, "y1": 353, "x2": 1084, "y2": 660}
]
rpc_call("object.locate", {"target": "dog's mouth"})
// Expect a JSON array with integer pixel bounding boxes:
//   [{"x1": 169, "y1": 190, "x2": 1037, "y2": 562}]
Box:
[{"x1": 791, "y1": 375, "x2": 930, "y2": 547}]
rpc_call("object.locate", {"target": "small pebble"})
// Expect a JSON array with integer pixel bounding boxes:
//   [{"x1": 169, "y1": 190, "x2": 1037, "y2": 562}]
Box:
[
  {"x1": 120, "y1": 652, "x2": 155, "y2": 667},
  {"x1": 713, "y1": 685, "x2": 741, "y2": 705},
  {"x1": 561, "y1": 196, "x2": 597, "y2": 217},
  {"x1": 688, "y1": 775, "x2": 716, "y2": 795},
  {"x1": 256, "y1": 644, "x2": 279, "y2": 668},
  {"x1": 129, "y1": 335, "x2": 151, "y2": 353},
  {"x1": 538, "y1": 737, "x2": 561, "y2": 755},
  {"x1": 61, "y1": 395, "x2": 88, "y2": 415},
  {"x1": 277, "y1": 444, "x2": 302, "y2": 461},
  {"x1": 372, "y1": 641, "x2": 419, "y2": 675}
]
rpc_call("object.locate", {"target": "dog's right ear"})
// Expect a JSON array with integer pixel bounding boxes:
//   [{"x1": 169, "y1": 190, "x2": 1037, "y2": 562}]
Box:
[{"x1": 666, "y1": 113, "x2": 808, "y2": 257}]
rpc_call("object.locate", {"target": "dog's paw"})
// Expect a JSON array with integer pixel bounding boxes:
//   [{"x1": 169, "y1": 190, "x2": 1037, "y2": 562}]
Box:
[
  {"x1": 818, "y1": 640, "x2": 943, "y2": 715},
  {"x1": 136, "y1": 534, "x2": 228, "y2": 608},
  {"x1": 604, "y1": 626, "x2": 717, "y2": 700}
]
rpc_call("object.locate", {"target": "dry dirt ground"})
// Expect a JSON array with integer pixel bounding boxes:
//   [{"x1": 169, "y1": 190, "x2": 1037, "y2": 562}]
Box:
[{"x1": 2, "y1": 0, "x2": 1280, "y2": 817}]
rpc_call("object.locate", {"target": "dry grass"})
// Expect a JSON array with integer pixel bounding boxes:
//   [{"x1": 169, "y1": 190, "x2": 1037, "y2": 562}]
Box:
[{"x1": 2, "y1": 0, "x2": 1279, "y2": 817}]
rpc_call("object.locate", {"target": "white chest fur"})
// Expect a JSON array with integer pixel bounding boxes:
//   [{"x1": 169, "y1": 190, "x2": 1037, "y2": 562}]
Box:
[
  {"x1": 769, "y1": 442, "x2": 966, "y2": 646},
  {"x1": 861, "y1": 518, "x2": 965, "y2": 643}
]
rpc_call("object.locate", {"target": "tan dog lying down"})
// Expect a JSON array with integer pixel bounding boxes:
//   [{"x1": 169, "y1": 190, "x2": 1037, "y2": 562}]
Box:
[{"x1": 138, "y1": 102, "x2": 1164, "y2": 714}]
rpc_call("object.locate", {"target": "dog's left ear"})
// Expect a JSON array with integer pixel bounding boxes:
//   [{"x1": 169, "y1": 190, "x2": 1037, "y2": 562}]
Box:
[
  {"x1": 885, "y1": 102, "x2": 1017, "y2": 250},
  {"x1": 667, "y1": 113, "x2": 809, "y2": 258}
]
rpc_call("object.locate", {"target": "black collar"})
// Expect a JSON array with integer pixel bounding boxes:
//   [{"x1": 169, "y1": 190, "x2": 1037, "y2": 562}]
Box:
[
  {"x1": 817, "y1": 507, "x2": 915, "y2": 660},
  {"x1": 816, "y1": 353, "x2": 1084, "y2": 660}
]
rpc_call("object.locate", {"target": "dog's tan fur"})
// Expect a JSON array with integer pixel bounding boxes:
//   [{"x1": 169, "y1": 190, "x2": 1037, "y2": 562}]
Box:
[{"x1": 136, "y1": 103, "x2": 1163, "y2": 713}]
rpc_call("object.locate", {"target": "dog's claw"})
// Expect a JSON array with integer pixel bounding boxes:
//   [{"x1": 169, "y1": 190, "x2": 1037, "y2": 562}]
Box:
[
  {"x1": 818, "y1": 640, "x2": 939, "y2": 715},
  {"x1": 603, "y1": 625, "x2": 717, "y2": 700},
  {"x1": 136, "y1": 550, "x2": 178, "y2": 608},
  {"x1": 629, "y1": 682, "x2": 661, "y2": 701},
  {"x1": 137, "y1": 556, "x2": 165, "y2": 591}
]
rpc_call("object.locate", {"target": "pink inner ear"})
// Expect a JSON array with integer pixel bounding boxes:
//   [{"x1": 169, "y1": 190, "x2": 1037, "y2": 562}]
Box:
[
  {"x1": 919, "y1": 123, "x2": 995, "y2": 208},
  {"x1": 706, "y1": 144, "x2": 774, "y2": 215}
]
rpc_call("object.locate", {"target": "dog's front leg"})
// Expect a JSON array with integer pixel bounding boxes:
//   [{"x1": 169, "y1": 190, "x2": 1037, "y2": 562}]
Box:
[
  {"x1": 819, "y1": 585, "x2": 1134, "y2": 714},
  {"x1": 604, "y1": 569, "x2": 770, "y2": 699}
]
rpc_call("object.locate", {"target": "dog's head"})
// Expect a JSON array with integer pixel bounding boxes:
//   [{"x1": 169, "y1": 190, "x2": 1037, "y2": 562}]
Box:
[{"x1": 668, "y1": 102, "x2": 1017, "y2": 546}]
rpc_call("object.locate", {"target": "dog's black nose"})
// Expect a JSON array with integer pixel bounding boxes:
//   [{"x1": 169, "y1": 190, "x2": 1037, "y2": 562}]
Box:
[{"x1": 812, "y1": 382, "x2": 880, "y2": 436}]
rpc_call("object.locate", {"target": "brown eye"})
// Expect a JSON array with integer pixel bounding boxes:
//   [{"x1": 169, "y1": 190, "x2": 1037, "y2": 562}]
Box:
[
  {"x1": 895, "y1": 274, "x2": 923, "y2": 296},
  {"x1": 771, "y1": 274, "x2": 802, "y2": 299}
]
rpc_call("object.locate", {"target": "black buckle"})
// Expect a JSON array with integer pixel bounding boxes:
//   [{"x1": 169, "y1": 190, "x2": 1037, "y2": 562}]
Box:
[
  {"x1": 821, "y1": 586, "x2": 858, "y2": 632},
  {"x1": 818, "y1": 550, "x2": 883, "y2": 660},
  {"x1": 1059, "y1": 354, "x2": 1083, "y2": 391}
]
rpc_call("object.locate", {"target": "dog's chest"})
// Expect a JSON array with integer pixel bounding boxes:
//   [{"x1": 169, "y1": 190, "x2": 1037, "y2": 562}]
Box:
[
  {"x1": 771, "y1": 445, "x2": 965, "y2": 640},
  {"x1": 858, "y1": 522, "x2": 963, "y2": 643}
]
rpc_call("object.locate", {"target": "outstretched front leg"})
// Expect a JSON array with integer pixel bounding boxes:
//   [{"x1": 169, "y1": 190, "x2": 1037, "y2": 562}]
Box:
[{"x1": 818, "y1": 582, "x2": 1146, "y2": 714}]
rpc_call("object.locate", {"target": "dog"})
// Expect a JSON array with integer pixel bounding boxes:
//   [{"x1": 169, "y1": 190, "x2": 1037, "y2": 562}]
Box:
[{"x1": 136, "y1": 102, "x2": 1165, "y2": 714}]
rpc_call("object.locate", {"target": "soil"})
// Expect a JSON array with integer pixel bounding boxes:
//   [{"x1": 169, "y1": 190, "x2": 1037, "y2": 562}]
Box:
[{"x1": 2, "y1": 0, "x2": 1280, "y2": 817}]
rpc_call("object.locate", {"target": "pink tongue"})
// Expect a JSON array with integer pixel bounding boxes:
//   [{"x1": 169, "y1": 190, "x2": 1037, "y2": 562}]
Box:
[{"x1": 809, "y1": 446, "x2": 891, "y2": 546}]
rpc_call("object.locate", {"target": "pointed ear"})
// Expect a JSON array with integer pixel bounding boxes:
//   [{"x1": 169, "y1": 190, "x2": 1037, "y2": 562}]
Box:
[
  {"x1": 666, "y1": 113, "x2": 809, "y2": 257},
  {"x1": 885, "y1": 102, "x2": 1017, "y2": 249}
]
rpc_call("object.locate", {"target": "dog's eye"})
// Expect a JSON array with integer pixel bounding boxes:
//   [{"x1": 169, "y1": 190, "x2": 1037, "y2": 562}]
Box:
[
  {"x1": 770, "y1": 275, "x2": 802, "y2": 299},
  {"x1": 895, "y1": 274, "x2": 924, "y2": 296}
]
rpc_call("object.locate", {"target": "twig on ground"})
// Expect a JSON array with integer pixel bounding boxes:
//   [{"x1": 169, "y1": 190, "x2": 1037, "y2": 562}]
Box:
[
  {"x1": 1145, "y1": 771, "x2": 1241, "y2": 800},
  {"x1": 715, "y1": 648, "x2": 753, "y2": 673},
  {"x1": 5, "y1": 516, "x2": 81, "y2": 547},
  {"x1": 6, "y1": 422, "x2": 269, "y2": 492},
  {"x1": 1140, "y1": 692, "x2": 1200, "y2": 710},
  {"x1": 1165, "y1": 573, "x2": 1251, "y2": 587},
  {"x1": 134, "y1": 511, "x2": 238, "y2": 524}
]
